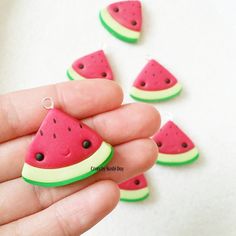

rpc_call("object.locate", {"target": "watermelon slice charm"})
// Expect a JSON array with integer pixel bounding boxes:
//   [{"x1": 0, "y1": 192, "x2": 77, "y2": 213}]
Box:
[
  {"x1": 153, "y1": 121, "x2": 199, "y2": 166},
  {"x1": 119, "y1": 174, "x2": 149, "y2": 202},
  {"x1": 99, "y1": 1, "x2": 142, "y2": 43},
  {"x1": 67, "y1": 50, "x2": 114, "y2": 81},
  {"x1": 22, "y1": 99, "x2": 114, "y2": 187},
  {"x1": 130, "y1": 59, "x2": 182, "y2": 102}
]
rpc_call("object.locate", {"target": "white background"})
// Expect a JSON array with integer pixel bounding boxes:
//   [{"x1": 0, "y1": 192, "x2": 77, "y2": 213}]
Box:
[{"x1": 0, "y1": 0, "x2": 236, "y2": 235}]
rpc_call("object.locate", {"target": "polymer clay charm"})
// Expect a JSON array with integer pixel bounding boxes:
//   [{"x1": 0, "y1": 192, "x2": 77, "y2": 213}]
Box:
[
  {"x1": 130, "y1": 59, "x2": 182, "y2": 102},
  {"x1": 22, "y1": 98, "x2": 114, "y2": 187},
  {"x1": 67, "y1": 50, "x2": 114, "y2": 81},
  {"x1": 99, "y1": 1, "x2": 142, "y2": 43},
  {"x1": 153, "y1": 121, "x2": 199, "y2": 165},
  {"x1": 119, "y1": 174, "x2": 149, "y2": 202}
]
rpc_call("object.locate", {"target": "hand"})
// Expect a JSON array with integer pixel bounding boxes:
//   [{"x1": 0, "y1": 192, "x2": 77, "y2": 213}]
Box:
[{"x1": 0, "y1": 80, "x2": 160, "y2": 236}]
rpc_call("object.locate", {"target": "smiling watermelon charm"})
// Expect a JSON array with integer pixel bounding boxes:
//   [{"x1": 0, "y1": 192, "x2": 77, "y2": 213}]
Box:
[
  {"x1": 130, "y1": 59, "x2": 182, "y2": 102},
  {"x1": 67, "y1": 50, "x2": 114, "y2": 81},
  {"x1": 119, "y1": 174, "x2": 149, "y2": 202},
  {"x1": 22, "y1": 98, "x2": 114, "y2": 187},
  {"x1": 153, "y1": 121, "x2": 199, "y2": 165},
  {"x1": 99, "y1": 1, "x2": 142, "y2": 43}
]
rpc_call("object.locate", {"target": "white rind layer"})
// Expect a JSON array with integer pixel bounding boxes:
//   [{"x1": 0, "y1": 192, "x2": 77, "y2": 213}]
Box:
[
  {"x1": 130, "y1": 83, "x2": 182, "y2": 101},
  {"x1": 158, "y1": 147, "x2": 199, "y2": 164},
  {"x1": 120, "y1": 187, "x2": 149, "y2": 200},
  {"x1": 22, "y1": 142, "x2": 112, "y2": 183},
  {"x1": 67, "y1": 67, "x2": 101, "y2": 80},
  {"x1": 100, "y1": 8, "x2": 140, "y2": 40}
]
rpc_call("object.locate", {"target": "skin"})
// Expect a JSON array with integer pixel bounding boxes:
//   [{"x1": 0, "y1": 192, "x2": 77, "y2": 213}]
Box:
[{"x1": 0, "y1": 80, "x2": 160, "y2": 236}]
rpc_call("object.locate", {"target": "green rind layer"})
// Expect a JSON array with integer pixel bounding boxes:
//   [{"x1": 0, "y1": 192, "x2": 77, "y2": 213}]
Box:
[
  {"x1": 23, "y1": 147, "x2": 114, "y2": 187},
  {"x1": 120, "y1": 193, "x2": 149, "y2": 202},
  {"x1": 67, "y1": 69, "x2": 75, "y2": 81},
  {"x1": 99, "y1": 11, "x2": 138, "y2": 44},
  {"x1": 130, "y1": 88, "x2": 182, "y2": 103},
  {"x1": 157, "y1": 153, "x2": 199, "y2": 166}
]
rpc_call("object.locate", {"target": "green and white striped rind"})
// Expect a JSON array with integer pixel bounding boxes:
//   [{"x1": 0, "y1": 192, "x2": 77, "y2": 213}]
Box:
[
  {"x1": 157, "y1": 147, "x2": 199, "y2": 166},
  {"x1": 67, "y1": 67, "x2": 101, "y2": 81},
  {"x1": 120, "y1": 187, "x2": 149, "y2": 202},
  {"x1": 99, "y1": 8, "x2": 140, "y2": 43},
  {"x1": 130, "y1": 83, "x2": 182, "y2": 103},
  {"x1": 22, "y1": 142, "x2": 113, "y2": 187}
]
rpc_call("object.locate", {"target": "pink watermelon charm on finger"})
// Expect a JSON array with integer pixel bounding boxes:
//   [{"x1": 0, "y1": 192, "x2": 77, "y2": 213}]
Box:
[
  {"x1": 67, "y1": 50, "x2": 114, "y2": 81},
  {"x1": 119, "y1": 174, "x2": 149, "y2": 202},
  {"x1": 22, "y1": 109, "x2": 114, "y2": 187},
  {"x1": 153, "y1": 121, "x2": 199, "y2": 165},
  {"x1": 99, "y1": 1, "x2": 142, "y2": 43},
  {"x1": 130, "y1": 59, "x2": 182, "y2": 102}
]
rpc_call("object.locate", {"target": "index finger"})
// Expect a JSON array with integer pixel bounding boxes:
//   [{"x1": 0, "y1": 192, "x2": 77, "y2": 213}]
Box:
[{"x1": 0, "y1": 80, "x2": 123, "y2": 143}]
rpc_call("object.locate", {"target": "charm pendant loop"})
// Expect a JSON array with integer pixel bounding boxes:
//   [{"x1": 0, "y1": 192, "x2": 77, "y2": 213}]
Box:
[{"x1": 41, "y1": 97, "x2": 54, "y2": 110}]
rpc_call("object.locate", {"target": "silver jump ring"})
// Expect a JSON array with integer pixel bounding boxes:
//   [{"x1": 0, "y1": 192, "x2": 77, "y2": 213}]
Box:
[{"x1": 41, "y1": 97, "x2": 54, "y2": 110}]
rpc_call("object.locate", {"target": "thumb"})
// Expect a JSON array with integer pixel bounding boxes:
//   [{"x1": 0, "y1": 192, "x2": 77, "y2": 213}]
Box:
[{"x1": 0, "y1": 180, "x2": 120, "y2": 236}]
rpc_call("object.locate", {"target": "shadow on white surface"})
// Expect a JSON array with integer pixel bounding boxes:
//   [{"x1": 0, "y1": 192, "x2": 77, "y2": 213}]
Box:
[{"x1": 0, "y1": 0, "x2": 16, "y2": 93}]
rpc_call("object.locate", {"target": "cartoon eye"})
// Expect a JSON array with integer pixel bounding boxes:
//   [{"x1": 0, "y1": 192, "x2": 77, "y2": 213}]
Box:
[
  {"x1": 82, "y1": 140, "x2": 91, "y2": 149},
  {"x1": 101, "y1": 72, "x2": 107, "y2": 77},
  {"x1": 165, "y1": 78, "x2": 171, "y2": 84},
  {"x1": 78, "y1": 64, "x2": 84, "y2": 69},
  {"x1": 156, "y1": 141, "x2": 162, "y2": 147},
  {"x1": 131, "y1": 20, "x2": 137, "y2": 26},
  {"x1": 182, "y1": 142, "x2": 188, "y2": 148},
  {"x1": 113, "y1": 7, "x2": 119, "y2": 12},
  {"x1": 140, "y1": 81, "x2": 146, "y2": 86},
  {"x1": 35, "y1": 153, "x2": 44, "y2": 161}
]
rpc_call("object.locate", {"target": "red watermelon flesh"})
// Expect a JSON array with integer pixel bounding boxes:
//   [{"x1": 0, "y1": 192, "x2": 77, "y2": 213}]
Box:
[
  {"x1": 153, "y1": 121, "x2": 195, "y2": 154},
  {"x1": 25, "y1": 109, "x2": 103, "y2": 169},
  {"x1": 72, "y1": 50, "x2": 113, "y2": 80},
  {"x1": 133, "y1": 60, "x2": 178, "y2": 91},
  {"x1": 108, "y1": 1, "x2": 142, "y2": 31},
  {"x1": 118, "y1": 174, "x2": 147, "y2": 190}
]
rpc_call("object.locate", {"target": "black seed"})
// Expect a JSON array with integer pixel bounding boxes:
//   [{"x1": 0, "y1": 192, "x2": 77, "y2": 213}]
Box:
[
  {"x1": 68, "y1": 127, "x2": 71, "y2": 132},
  {"x1": 82, "y1": 140, "x2": 91, "y2": 149},
  {"x1": 35, "y1": 153, "x2": 44, "y2": 161},
  {"x1": 40, "y1": 130, "x2": 43, "y2": 136},
  {"x1": 79, "y1": 123, "x2": 83, "y2": 128},
  {"x1": 156, "y1": 141, "x2": 162, "y2": 147},
  {"x1": 78, "y1": 64, "x2": 84, "y2": 69},
  {"x1": 53, "y1": 133, "x2": 56, "y2": 139},
  {"x1": 101, "y1": 72, "x2": 107, "y2": 77},
  {"x1": 182, "y1": 142, "x2": 188, "y2": 148},
  {"x1": 53, "y1": 118, "x2": 56, "y2": 123},
  {"x1": 140, "y1": 81, "x2": 146, "y2": 86},
  {"x1": 165, "y1": 78, "x2": 171, "y2": 84},
  {"x1": 113, "y1": 7, "x2": 119, "y2": 12},
  {"x1": 134, "y1": 179, "x2": 140, "y2": 185},
  {"x1": 131, "y1": 20, "x2": 137, "y2": 26}
]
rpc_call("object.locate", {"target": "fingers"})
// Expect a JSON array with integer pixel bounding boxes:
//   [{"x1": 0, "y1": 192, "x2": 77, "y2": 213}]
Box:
[
  {"x1": 0, "y1": 80, "x2": 123, "y2": 143},
  {"x1": 0, "y1": 138, "x2": 157, "y2": 225},
  {"x1": 0, "y1": 181, "x2": 119, "y2": 236},
  {"x1": 85, "y1": 103, "x2": 160, "y2": 145},
  {"x1": 0, "y1": 103, "x2": 160, "y2": 182},
  {"x1": 0, "y1": 136, "x2": 31, "y2": 182}
]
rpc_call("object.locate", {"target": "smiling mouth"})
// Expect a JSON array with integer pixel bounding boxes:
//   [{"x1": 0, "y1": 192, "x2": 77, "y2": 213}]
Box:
[{"x1": 60, "y1": 148, "x2": 71, "y2": 157}]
